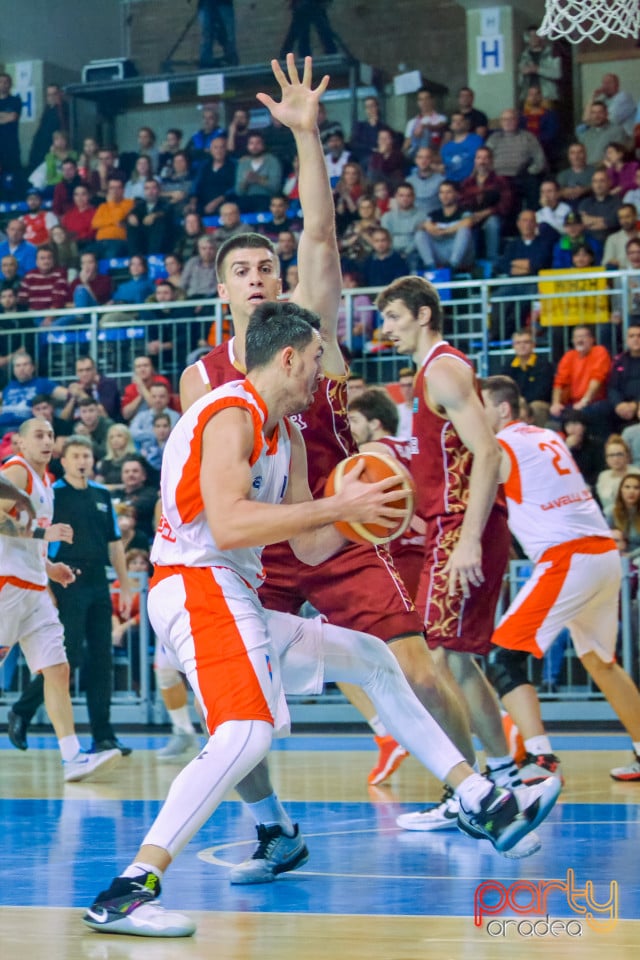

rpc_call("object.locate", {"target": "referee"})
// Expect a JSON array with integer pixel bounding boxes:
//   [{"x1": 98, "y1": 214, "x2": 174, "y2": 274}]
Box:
[{"x1": 10, "y1": 435, "x2": 133, "y2": 755}]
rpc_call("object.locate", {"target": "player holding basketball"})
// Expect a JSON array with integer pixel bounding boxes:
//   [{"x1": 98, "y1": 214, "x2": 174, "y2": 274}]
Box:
[
  {"x1": 0, "y1": 418, "x2": 121, "y2": 781},
  {"x1": 83, "y1": 304, "x2": 561, "y2": 938},
  {"x1": 179, "y1": 54, "x2": 480, "y2": 879},
  {"x1": 378, "y1": 276, "x2": 538, "y2": 833},
  {"x1": 481, "y1": 375, "x2": 640, "y2": 783}
]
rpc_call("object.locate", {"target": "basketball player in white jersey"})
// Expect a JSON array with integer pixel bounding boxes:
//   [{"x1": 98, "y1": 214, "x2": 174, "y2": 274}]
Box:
[
  {"x1": 481, "y1": 375, "x2": 640, "y2": 783},
  {"x1": 83, "y1": 305, "x2": 561, "y2": 938},
  {"x1": 0, "y1": 418, "x2": 121, "y2": 781}
]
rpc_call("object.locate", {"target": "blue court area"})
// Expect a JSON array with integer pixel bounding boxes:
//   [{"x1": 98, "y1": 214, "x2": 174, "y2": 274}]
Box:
[{"x1": 2, "y1": 732, "x2": 639, "y2": 925}]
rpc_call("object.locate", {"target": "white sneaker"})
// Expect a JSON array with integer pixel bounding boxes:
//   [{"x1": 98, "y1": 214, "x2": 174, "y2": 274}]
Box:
[
  {"x1": 501, "y1": 829, "x2": 542, "y2": 859},
  {"x1": 83, "y1": 875, "x2": 195, "y2": 937},
  {"x1": 610, "y1": 753, "x2": 640, "y2": 781},
  {"x1": 63, "y1": 749, "x2": 121, "y2": 783},
  {"x1": 229, "y1": 824, "x2": 309, "y2": 884},
  {"x1": 156, "y1": 731, "x2": 200, "y2": 761},
  {"x1": 395, "y1": 787, "x2": 460, "y2": 832}
]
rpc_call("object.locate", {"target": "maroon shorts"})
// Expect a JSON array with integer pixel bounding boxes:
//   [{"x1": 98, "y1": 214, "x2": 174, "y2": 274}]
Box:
[
  {"x1": 416, "y1": 506, "x2": 510, "y2": 656},
  {"x1": 390, "y1": 540, "x2": 424, "y2": 602},
  {"x1": 259, "y1": 539, "x2": 423, "y2": 642}
]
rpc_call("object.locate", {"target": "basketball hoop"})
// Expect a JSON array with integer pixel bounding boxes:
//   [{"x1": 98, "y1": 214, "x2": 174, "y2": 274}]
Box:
[{"x1": 538, "y1": 0, "x2": 640, "y2": 44}]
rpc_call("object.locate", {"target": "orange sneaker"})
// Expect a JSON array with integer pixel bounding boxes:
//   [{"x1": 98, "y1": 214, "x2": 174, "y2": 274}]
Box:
[
  {"x1": 501, "y1": 711, "x2": 527, "y2": 766},
  {"x1": 368, "y1": 735, "x2": 409, "y2": 785}
]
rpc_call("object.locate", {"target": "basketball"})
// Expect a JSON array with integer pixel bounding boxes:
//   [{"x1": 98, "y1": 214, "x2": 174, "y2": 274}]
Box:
[{"x1": 324, "y1": 451, "x2": 416, "y2": 546}]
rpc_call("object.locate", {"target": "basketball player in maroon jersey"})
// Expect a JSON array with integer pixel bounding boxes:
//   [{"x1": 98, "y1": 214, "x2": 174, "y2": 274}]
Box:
[
  {"x1": 378, "y1": 275, "x2": 531, "y2": 833},
  {"x1": 180, "y1": 57, "x2": 477, "y2": 880}
]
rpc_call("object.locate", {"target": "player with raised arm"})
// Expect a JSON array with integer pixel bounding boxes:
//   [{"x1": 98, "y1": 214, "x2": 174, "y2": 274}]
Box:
[
  {"x1": 1, "y1": 418, "x2": 121, "y2": 781},
  {"x1": 482, "y1": 375, "x2": 640, "y2": 784},
  {"x1": 83, "y1": 305, "x2": 560, "y2": 939}
]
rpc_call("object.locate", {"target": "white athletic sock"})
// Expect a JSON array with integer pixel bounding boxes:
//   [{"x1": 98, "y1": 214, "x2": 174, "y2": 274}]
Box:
[
  {"x1": 59, "y1": 734, "x2": 81, "y2": 762},
  {"x1": 525, "y1": 735, "x2": 553, "y2": 756},
  {"x1": 318, "y1": 623, "x2": 466, "y2": 784},
  {"x1": 168, "y1": 705, "x2": 196, "y2": 735},
  {"x1": 369, "y1": 715, "x2": 388, "y2": 737},
  {"x1": 455, "y1": 773, "x2": 493, "y2": 812},
  {"x1": 143, "y1": 719, "x2": 272, "y2": 860},
  {"x1": 246, "y1": 794, "x2": 295, "y2": 835},
  {"x1": 122, "y1": 861, "x2": 164, "y2": 882}
]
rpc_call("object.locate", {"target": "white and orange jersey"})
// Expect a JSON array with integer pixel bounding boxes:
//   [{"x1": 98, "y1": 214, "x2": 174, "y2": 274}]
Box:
[
  {"x1": 497, "y1": 421, "x2": 610, "y2": 562},
  {"x1": 151, "y1": 379, "x2": 291, "y2": 588},
  {"x1": 0, "y1": 455, "x2": 53, "y2": 587}
]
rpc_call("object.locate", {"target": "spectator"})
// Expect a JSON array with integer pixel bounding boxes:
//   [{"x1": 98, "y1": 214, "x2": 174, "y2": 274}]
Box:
[
  {"x1": 0, "y1": 255, "x2": 21, "y2": 294},
  {"x1": 623, "y1": 166, "x2": 640, "y2": 210},
  {"x1": 30, "y1": 391, "x2": 73, "y2": 454},
  {"x1": 68, "y1": 252, "x2": 113, "y2": 316},
  {"x1": 259, "y1": 193, "x2": 301, "y2": 242},
  {"x1": 459, "y1": 146, "x2": 513, "y2": 263},
  {"x1": 414, "y1": 180, "x2": 474, "y2": 273},
  {"x1": 456, "y1": 86, "x2": 488, "y2": 139},
  {"x1": 144, "y1": 280, "x2": 199, "y2": 364},
  {"x1": 550, "y1": 324, "x2": 611, "y2": 431},
  {"x1": 193, "y1": 132, "x2": 237, "y2": 217},
  {"x1": 158, "y1": 128, "x2": 184, "y2": 178},
  {"x1": 114, "y1": 504, "x2": 149, "y2": 553},
  {"x1": 226, "y1": 109, "x2": 250, "y2": 160},
  {"x1": 77, "y1": 136, "x2": 100, "y2": 180},
  {"x1": 361, "y1": 227, "x2": 407, "y2": 287},
  {"x1": 39, "y1": 131, "x2": 77, "y2": 189},
  {"x1": 72, "y1": 396, "x2": 113, "y2": 461},
  {"x1": 198, "y1": 0, "x2": 238, "y2": 68},
  {"x1": 535, "y1": 179, "x2": 572, "y2": 238},
  {"x1": 120, "y1": 454, "x2": 159, "y2": 539},
  {"x1": 91, "y1": 178, "x2": 135, "y2": 259},
  {"x1": 517, "y1": 26, "x2": 562, "y2": 104},
  {"x1": 139, "y1": 412, "x2": 173, "y2": 471},
  {"x1": 159, "y1": 150, "x2": 194, "y2": 221},
  {"x1": 130, "y1": 381, "x2": 179, "y2": 449},
  {"x1": 557, "y1": 142, "x2": 595, "y2": 208},
  {"x1": 126, "y1": 179, "x2": 174, "y2": 256},
  {"x1": 577, "y1": 102, "x2": 627, "y2": 166},
  {"x1": 499, "y1": 328, "x2": 554, "y2": 427},
  {"x1": 323, "y1": 130, "x2": 352, "y2": 186},
  {"x1": 350, "y1": 95, "x2": 385, "y2": 165},
  {"x1": 406, "y1": 147, "x2": 445, "y2": 218},
  {"x1": 87, "y1": 146, "x2": 120, "y2": 202},
  {"x1": 17, "y1": 245, "x2": 71, "y2": 327},
  {"x1": 212, "y1": 201, "x2": 252, "y2": 245},
  {"x1": 339, "y1": 194, "x2": 380, "y2": 267},
  {"x1": 578, "y1": 168, "x2": 622, "y2": 246},
  {"x1": 181, "y1": 235, "x2": 217, "y2": 300},
  {"x1": 124, "y1": 155, "x2": 158, "y2": 201},
  {"x1": 111, "y1": 255, "x2": 156, "y2": 306},
  {"x1": 492, "y1": 209, "x2": 555, "y2": 336},
  {"x1": 0, "y1": 220, "x2": 37, "y2": 277},
  {"x1": 602, "y1": 203, "x2": 639, "y2": 268},
  {"x1": 59, "y1": 353, "x2": 120, "y2": 423},
  {"x1": 625, "y1": 238, "x2": 640, "y2": 321},
  {"x1": 0, "y1": 73, "x2": 23, "y2": 177},
  {"x1": 21, "y1": 189, "x2": 58, "y2": 246},
  {"x1": 121, "y1": 355, "x2": 173, "y2": 423},
  {"x1": 380, "y1": 182, "x2": 423, "y2": 273},
  {"x1": 95, "y1": 423, "x2": 137, "y2": 490},
  {"x1": 279, "y1": 0, "x2": 338, "y2": 58},
  {"x1": 332, "y1": 162, "x2": 367, "y2": 234},
  {"x1": 561, "y1": 409, "x2": 605, "y2": 490},
  {"x1": 609, "y1": 322, "x2": 640, "y2": 436},
  {"x1": 235, "y1": 132, "x2": 282, "y2": 213},
  {"x1": 0, "y1": 287, "x2": 25, "y2": 378},
  {"x1": 49, "y1": 224, "x2": 79, "y2": 277},
  {"x1": 367, "y1": 126, "x2": 407, "y2": 191},
  {"x1": 440, "y1": 112, "x2": 483, "y2": 185},
  {"x1": 162, "y1": 252, "x2": 184, "y2": 293},
  {"x1": 276, "y1": 230, "x2": 298, "y2": 283},
  {"x1": 0, "y1": 351, "x2": 67, "y2": 434},
  {"x1": 582, "y1": 73, "x2": 637, "y2": 138},
  {"x1": 173, "y1": 212, "x2": 206, "y2": 262},
  {"x1": 402, "y1": 87, "x2": 447, "y2": 159},
  {"x1": 61, "y1": 184, "x2": 97, "y2": 251},
  {"x1": 186, "y1": 103, "x2": 224, "y2": 171},
  {"x1": 485, "y1": 108, "x2": 547, "y2": 211},
  {"x1": 519, "y1": 86, "x2": 560, "y2": 167},
  {"x1": 119, "y1": 128, "x2": 160, "y2": 181},
  {"x1": 604, "y1": 142, "x2": 639, "y2": 197},
  {"x1": 597, "y1": 436, "x2": 640, "y2": 515},
  {"x1": 52, "y1": 158, "x2": 84, "y2": 218},
  {"x1": 28, "y1": 83, "x2": 69, "y2": 172},
  {"x1": 551, "y1": 210, "x2": 602, "y2": 268},
  {"x1": 607, "y1": 473, "x2": 640, "y2": 557}
]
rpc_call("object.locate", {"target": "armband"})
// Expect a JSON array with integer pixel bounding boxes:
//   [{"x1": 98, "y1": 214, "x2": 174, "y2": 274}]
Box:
[{"x1": 32, "y1": 527, "x2": 46, "y2": 540}]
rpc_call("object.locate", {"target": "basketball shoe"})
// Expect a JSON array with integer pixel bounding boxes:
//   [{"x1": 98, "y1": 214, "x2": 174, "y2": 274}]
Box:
[
  {"x1": 395, "y1": 785, "x2": 459, "y2": 832},
  {"x1": 156, "y1": 731, "x2": 200, "y2": 762},
  {"x1": 368, "y1": 735, "x2": 409, "y2": 785},
  {"x1": 63, "y1": 748, "x2": 121, "y2": 783},
  {"x1": 610, "y1": 753, "x2": 640, "y2": 781},
  {"x1": 519, "y1": 752, "x2": 564, "y2": 786},
  {"x1": 83, "y1": 873, "x2": 195, "y2": 937},
  {"x1": 457, "y1": 777, "x2": 561, "y2": 853},
  {"x1": 228, "y1": 824, "x2": 309, "y2": 884}
]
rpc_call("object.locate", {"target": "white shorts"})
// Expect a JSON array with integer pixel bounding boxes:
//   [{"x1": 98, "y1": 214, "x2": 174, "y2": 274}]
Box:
[
  {"x1": 0, "y1": 580, "x2": 66, "y2": 673},
  {"x1": 148, "y1": 565, "x2": 324, "y2": 737},
  {"x1": 492, "y1": 538, "x2": 621, "y2": 662}
]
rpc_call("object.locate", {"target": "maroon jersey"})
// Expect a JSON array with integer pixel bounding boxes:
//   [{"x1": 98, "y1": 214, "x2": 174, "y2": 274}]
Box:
[
  {"x1": 376, "y1": 435, "x2": 425, "y2": 601},
  {"x1": 198, "y1": 338, "x2": 356, "y2": 497},
  {"x1": 411, "y1": 341, "x2": 476, "y2": 522}
]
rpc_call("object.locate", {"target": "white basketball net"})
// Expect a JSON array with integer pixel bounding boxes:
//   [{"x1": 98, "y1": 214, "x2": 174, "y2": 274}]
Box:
[{"x1": 538, "y1": 0, "x2": 640, "y2": 44}]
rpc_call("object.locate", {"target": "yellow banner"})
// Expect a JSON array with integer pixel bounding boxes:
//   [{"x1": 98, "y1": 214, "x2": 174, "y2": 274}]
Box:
[{"x1": 538, "y1": 267, "x2": 609, "y2": 327}]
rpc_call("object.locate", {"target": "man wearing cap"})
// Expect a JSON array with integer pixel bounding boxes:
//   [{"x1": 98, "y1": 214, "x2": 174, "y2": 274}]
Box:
[
  {"x1": 20, "y1": 189, "x2": 59, "y2": 247},
  {"x1": 551, "y1": 210, "x2": 603, "y2": 268}
]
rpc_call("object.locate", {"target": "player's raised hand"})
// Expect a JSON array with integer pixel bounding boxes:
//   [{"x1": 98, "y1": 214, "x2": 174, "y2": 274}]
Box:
[{"x1": 256, "y1": 54, "x2": 329, "y2": 134}]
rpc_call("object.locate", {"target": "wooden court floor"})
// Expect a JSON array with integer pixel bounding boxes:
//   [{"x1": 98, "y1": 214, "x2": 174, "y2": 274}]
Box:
[{"x1": 1, "y1": 731, "x2": 639, "y2": 960}]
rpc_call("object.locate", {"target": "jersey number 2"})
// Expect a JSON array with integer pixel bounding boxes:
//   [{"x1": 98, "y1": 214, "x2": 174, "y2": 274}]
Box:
[{"x1": 538, "y1": 439, "x2": 576, "y2": 476}]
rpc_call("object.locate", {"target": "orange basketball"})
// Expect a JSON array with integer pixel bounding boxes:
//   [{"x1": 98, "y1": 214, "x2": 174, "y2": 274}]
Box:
[{"x1": 324, "y1": 451, "x2": 416, "y2": 545}]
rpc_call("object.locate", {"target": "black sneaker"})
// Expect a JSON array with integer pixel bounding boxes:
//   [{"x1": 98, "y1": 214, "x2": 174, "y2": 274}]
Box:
[
  {"x1": 83, "y1": 873, "x2": 195, "y2": 937},
  {"x1": 7, "y1": 710, "x2": 28, "y2": 751},
  {"x1": 457, "y1": 777, "x2": 561, "y2": 853},
  {"x1": 92, "y1": 738, "x2": 133, "y2": 757}
]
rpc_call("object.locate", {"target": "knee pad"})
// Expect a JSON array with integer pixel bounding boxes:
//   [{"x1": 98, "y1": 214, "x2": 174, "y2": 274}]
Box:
[
  {"x1": 487, "y1": 647, "x2": 530, "y2": 698},
  {"x1": 155, "y1": 666, "x2": 181, "y2": 690}
]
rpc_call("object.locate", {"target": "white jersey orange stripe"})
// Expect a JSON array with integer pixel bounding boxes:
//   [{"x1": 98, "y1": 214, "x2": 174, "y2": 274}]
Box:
[
  {"x1": 0, "y1": 455, "x2": 53, "y2": 587},
  {"x1": 150, "y1": 379, "x2": 291, "y2": 588},
  {"x1": 497, "y1": 421, "x2": 610, "y2": 563}
]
